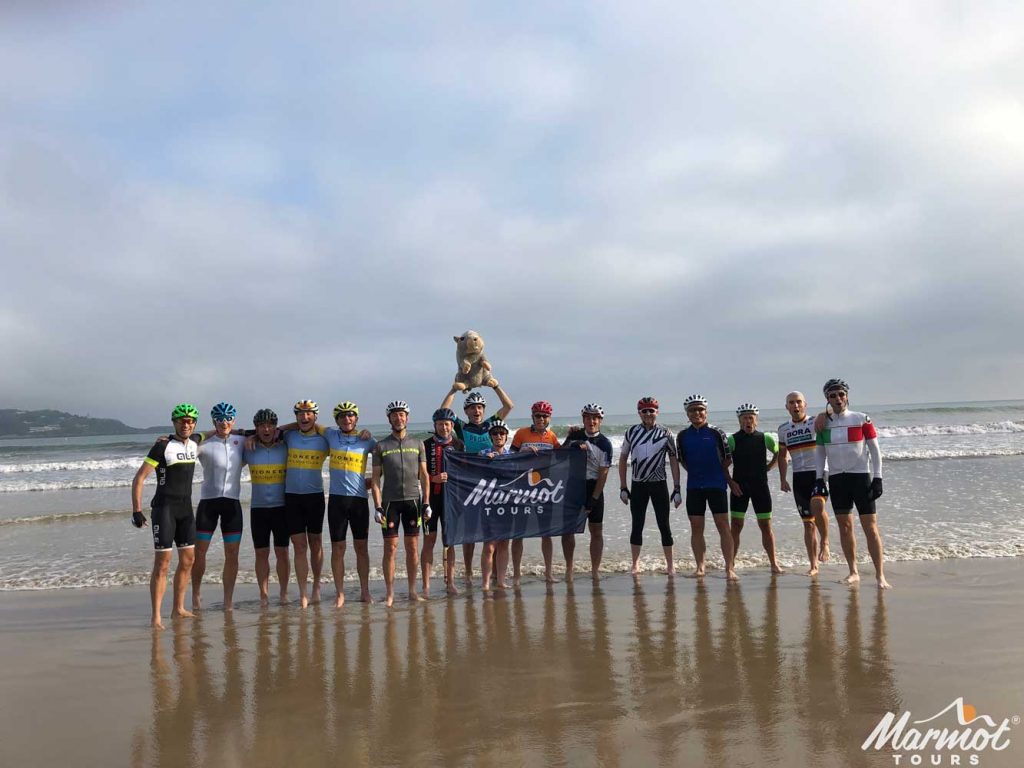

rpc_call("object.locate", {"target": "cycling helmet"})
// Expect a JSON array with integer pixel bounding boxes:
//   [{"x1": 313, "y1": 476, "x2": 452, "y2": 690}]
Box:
[
  {"x1": 823, "y1": 378, "x2": 849, "y2": 396},
  {"x1": 683, "y1": 394, "x2": 708, "y2": 410},
  {"x1": 210, "y1": 402, "x2": 237, "y2": 422},
  {"x1": 488, "y1": 419, "x2": 509, "y2": 434},
  {"x1": 333, "y1": 401, "x2": 359, "y2": 418},
  {"x1": 581, "y1": 403, "x2": 605, "y2": 417},
  {"x1": 432, "y1": 408, "x2": 457, "y2": 423},
  {"x1": 171, "y1": 403, "x2": 200, "y2": 421},
  {"x1": 736, "y1": 402, "x2": 759, "y2": 416},
  {"x1": 253, "y1": 408, "x2": 278, "y2": 425},
  {"x1": 531, "y1": 400, "x2": 554, "y2": 416},
  {"x1": 293, "y1": 399, "x2": 319, "y2": 414},
  {"x1": 386, "y1": 400, "x2": 410, "y2": 414},
  {"x1": 637, "y1": 396, "x2": 659, "y2": 412},
  {"x1": 463, "y1": 392, "x2": 487, "y2": 408}
]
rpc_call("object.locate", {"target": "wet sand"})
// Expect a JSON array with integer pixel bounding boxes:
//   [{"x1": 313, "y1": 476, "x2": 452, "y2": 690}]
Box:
[{"x1": 1, "y1": 558, "x2": 1022, "y2": 768}]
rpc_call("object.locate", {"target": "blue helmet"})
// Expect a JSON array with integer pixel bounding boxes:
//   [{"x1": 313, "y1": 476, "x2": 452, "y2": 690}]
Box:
[
  {"x1": 211, "y1": 402, "x2": 237, "y2": 422},
  {"x1": 432, "y1": 408, "x2": 457, "y2": 423}
]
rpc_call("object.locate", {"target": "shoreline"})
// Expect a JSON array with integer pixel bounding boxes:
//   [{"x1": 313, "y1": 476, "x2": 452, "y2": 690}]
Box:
[{"x1": 1, "y1": 557, "x2": 1022, "y2": 767}]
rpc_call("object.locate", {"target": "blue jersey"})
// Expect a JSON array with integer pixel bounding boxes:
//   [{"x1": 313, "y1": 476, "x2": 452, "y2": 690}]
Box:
[
  {"x1": 282, "y1": 429, "x2": 328, "y2": 494},
  {"x1": 325, "y1": 428, "x2": 375, "y2": 498},
  {"x1": 455, "y1": 416, "x2": 497, "y2": 454},
  {"x1": 244, "y1": 442, "x2": 288, "y2": 508},
  {"x1": 676, "y1": 425, "x2": 730, "y2": 490}
]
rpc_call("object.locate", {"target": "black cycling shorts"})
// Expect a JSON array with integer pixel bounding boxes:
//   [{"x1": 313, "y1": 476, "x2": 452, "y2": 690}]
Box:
[
  {"x1": 585, "y1": 479, "x2": 605, "y2": 525},
  {"x1": 729, "y1": 482, "x2": 772, "y2": 519},
  {"x1": 381, "y1": 499, "x2": 421, "y2": 539},
  {"x1": 328, "y1": 495, "x2": 370, "y2": 542},
  {"x1": 285, "y1": 492, "x2": 326, "y2": 536},
  {"x1": 151, "y1": 501, "x2": 196, "y2": 551},
  {"x1": 828, "y1": 472, "x2": 876, "y2": 515},
  {"x1": 686, "y1": 487, "x2": 728, "y2": 517},
  {"x1": 251, "y1": 506, "x2": 288, "y2": 549},
  {"x1": 792, "y1": 471, "x2": 816, "y2": 520},
  {"x1": 423, "y1": 492, "x2": 446, "y2": 535},
  {"x1": 196, "y1": 497, "x2": 244, "y2": 543}
]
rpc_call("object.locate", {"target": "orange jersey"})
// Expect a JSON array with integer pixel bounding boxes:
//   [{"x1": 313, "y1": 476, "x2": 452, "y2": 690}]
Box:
[{"x1": 511, "y1": 427, "x2": 561, "y2": 452}]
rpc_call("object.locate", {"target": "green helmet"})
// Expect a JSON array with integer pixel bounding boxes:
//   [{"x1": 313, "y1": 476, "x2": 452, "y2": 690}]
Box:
[{"x1": 171, "y1": 403, "x2": 200, "y2": 421}]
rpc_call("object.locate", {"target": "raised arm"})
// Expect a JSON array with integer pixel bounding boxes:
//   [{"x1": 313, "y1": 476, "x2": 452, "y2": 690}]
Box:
[{"x1": 491, "y1": 382, "x2": 514, "y2": 420}]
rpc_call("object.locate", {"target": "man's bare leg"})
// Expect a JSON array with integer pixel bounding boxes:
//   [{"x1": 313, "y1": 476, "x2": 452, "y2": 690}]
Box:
[
  {"x1": 190, "y1": 539, "x2": 210, "y2": 610},
  {"x1": 511, "y1": 539, "x2": 524, "y2": 586},
  {"x1": 589, "y1": 522, "x2": 603, "y2": 582},
  {"x1": 730, "y1": 517, "x2": 744, "y2": 558},
  {"x1": 331, "y1": 540, "x2": 347, "y2": 608},
  {"x1": 383, "y1": 537, "x2": 398, "y2": 606},
  {"x1": 421, "y1": 531, "x2": 437, "y2": 597},
  {"x1": 713, "y1": 513, "x2": 737, "y2": 580},
  {"x1": 481, "y1": 542, "x2": 495, "y2": 591},
  {"x1": 254, "y1": 548, "x2": 271, "y2": 606},
  {"x1": 630, "y1": 543, "x2": 642, "y2": 575},
  {"x1": 802, "y1": 521, "x2": 819, "y2": 576},
  {"x1": 562, "y1": 534, "x2": 576, "y2": 584},
  {"x1": 405, "y1": 535, "x2": 424, "y2": 601},
  {"x1": 812, "y1": 497, "x2": 831, "y2": 562},
  {"x1": 292, "y1": 533, "x2": 311, "y2": 608},
  {"x1": 541, "y1": 536, "x2": 557, "y2": 582},
  {"x1": 274, "y1": 545, "x2": 290, "y2": 603},
  {"x1": 462, "y1": 542, "x2": 475, "y2": 587},
  {"x1": 354, "y1": 539, "x2": 372, "y2": 602},
  {"x1": 223, "y1": 540, "x2": 240, "y2": 610},
  {"x1": 837, "y1": 513, "x2": 860, "y2": 584},
  {"x1": 859, "y1": 515, "x2": 891, "y2": 589},
  {"x1": 495, "y1": 541, "x2": 510, "y2": 589},
  {"x1": 663, "y1": 545, "x2": 675, "y2": 576},
  {"x1": 688, "y1": 516, "x2": 707, "y2": 577},
  {"x1": 758, "y1": 519, "x2": 783, "y2": 573},
  {"x1": 150, "y1": 550, "x2": 173, "y2": 629},
  {"x1": 309, "y1": 534, "x2": 324, "y2": 604},
  {"x1": 445, "y1": 545, "x2": 459, "y2": 595},
  {"x1": 171, "y1": 547, "x2": 195, "y2": 621}
]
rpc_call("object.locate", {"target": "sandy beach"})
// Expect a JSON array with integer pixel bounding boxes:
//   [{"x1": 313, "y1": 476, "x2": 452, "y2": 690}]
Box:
[{"x1": 1, "y1": 557, "x2": 1021, "y2": 768}]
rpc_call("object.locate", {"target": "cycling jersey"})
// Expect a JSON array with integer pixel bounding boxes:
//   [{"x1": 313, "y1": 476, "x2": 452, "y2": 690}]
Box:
[
  {"x1": 815, "y1": 410, "x2": 882, "y2": 478},
  {"x1": 622, "y1": 424, "x2": 676, "y2": 483},
  {"x1": 511, "y1": 427, "x2": 560, "y2": 452},
  {"x1": 282, "y1": 429, "x2": 328, "y2": 494},
  {"x1": 244, "y1": 441, "x2": 287, "y2": 508},
  {"x1": 144, "y1": 434, "x2": 201, "y2": 505},
  {"x1": 676, "y1": 424, "x2": 730, "y2": 490},
  {"x1": 325, "y1": 428, "x2": 375, "y2": 497},
  {"x1": 197, "y1": 433, "x2": 247, "y2": 500},
  {"x1": 373, "y1": 433, "x2": 426, "y2": 504},
  {"x1": 563, "y1": 428, "x2": 613, "y2": 481},
  {"x1": 727, "y1": 430, "x2": 778, "y2": 485},
  {"x1": 778, "y1": 417, "x2": 817, "y2": 474},
  {"x1": 423, "y1": 434, "x2": 464, "y2": 496},
  {"x1": 454, "y1": 416, "x2": 498, "y2": 454}
]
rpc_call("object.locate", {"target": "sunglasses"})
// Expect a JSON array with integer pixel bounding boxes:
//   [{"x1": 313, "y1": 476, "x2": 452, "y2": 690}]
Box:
[
  {"x1": 639, "y1": 409, "x2": 657, "y2": 415},
  {"x1": 827, "y1": 391, "x2": 847, "y2": 399}
]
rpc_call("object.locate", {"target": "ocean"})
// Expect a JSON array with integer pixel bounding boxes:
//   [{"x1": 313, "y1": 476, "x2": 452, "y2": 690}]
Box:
[{"x1": 2, "y1": 400, "x2": 1023, "y2": 591}]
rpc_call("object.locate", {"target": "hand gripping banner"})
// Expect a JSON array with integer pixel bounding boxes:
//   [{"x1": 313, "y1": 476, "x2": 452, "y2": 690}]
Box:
[{"x1": 442, "y1": 448, "x2": 588, "y2": 546}]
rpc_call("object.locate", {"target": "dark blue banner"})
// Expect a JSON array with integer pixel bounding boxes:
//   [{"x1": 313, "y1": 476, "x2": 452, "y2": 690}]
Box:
[{"x1": 442, "y1": 448, "x2": 588, "y2": 546}]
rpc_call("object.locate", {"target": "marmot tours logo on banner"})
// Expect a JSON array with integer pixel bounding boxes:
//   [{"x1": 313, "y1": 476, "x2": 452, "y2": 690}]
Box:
[
  {"x1": 862, "y1": 697, "x2": 1018, "y2": 765},
  {"x1": 462, "y1": 468, "x2": 566, "y2": 517}
]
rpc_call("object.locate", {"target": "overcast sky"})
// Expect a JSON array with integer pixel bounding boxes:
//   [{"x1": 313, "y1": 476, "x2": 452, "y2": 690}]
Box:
[{"x1": 2, "y1": 1, "x2": 1023, "y2": 427}]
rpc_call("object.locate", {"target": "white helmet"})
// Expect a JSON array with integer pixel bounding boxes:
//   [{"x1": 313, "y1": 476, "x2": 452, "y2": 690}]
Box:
[
  {"x1": 386, "y1": 400, "x2": 409, "y2": 414},
  {"x1": 683, "y1": 394, "x2": 708, "y2": 410}
]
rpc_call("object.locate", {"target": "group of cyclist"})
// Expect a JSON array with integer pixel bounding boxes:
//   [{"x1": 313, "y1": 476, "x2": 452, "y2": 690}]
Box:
[{"x1": 131, "y1": 377, "x2": 889, "y2": 629}]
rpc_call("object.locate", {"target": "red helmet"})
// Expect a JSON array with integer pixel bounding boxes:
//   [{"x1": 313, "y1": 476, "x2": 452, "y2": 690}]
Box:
[
  {"x1": 531, "y1": 400, "x2": 554, "y2": 416},
  {"x1": 637, "y1": 396, "x2": 659, "y2": 412}
]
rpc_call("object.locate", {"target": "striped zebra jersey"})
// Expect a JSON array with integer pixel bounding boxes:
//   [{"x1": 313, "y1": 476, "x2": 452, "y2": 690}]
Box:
[{"x1": 622, "y1": 423, "x2": 677, "y2": 483}]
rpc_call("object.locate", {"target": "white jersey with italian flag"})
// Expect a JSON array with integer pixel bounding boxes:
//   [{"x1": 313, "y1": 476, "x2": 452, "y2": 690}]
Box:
[{"x1": 814, "y1": 410, "x2": 882, "y2": 478}]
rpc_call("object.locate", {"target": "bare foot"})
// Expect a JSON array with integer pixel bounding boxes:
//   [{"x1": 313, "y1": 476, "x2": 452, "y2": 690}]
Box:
[
  {"x1": 385, "y1": 594, "x2": 394, "y2": 607},
  {"x1": 358, "y1": 592, "x2": 374, "y2": 604},
  {"x1": 805, "y1": 566, "x2": 819, "y2": 577},
  {"x1": 842, "y1": 572, "x2": 861, "y2": 586},
  {"x1": 877, "y1": 576, "x2": 893, "y2": 589},
  {"x1": 299, "y1": 594, "x2": 309, "y2": 609},
  {"x1": 771, "y1": 564, "x2": 785, "y2": 575},
  {"x1": 545, "y1": 572, "x2": 559, "y2": 584},
  {"x1": 151, "y1": 617, "x2": 165, "y2": 630},
  {"x1": 224, "y1": 603, "x2": 233, "y2": 612},
  {"x1": 447, "y1": 583, "x2": 460, "y2": 596},
  {"x1": 666, "y1": 566, "x2": 675, "y2": 577},
  {"x1": 260, "y1": 595, "x2": 270, "y2": 608},
  {"x1": 279, "y1": 591, "x2": 290, "y2": 605},
  {"x1": 481, "y1": 582, "x2": 491, "y2": 593},
  {"x1": 192, "y1": 595, "x2": 202, "y2": 611},
  {"x1": 512, "y1": 576, "x2": 521, "y2": 588},
  {"x1": 819, "y1": 543, "x2": 831, "y2": 563},
  {"x1": 592, "y1": 572, "x2": 601, "y2": 584},
  {"x1": 310, "y1": 587, "x2": 321, "y2": 605},
  {"x1": 463, "y1": 575, "x2": 473, "y2": 588},
  {"x1": 335, "y1": 593, "x2": 345, "y2": 609},
  {"x1": 565, "y1": 570, "x2": 574, "y2": 584},
  {"x1": 686, "y1": 568, "x2": 706, "y2": 579},
  {"x1": 495, "y1": 581, "x2": 507, "y2": 590},
  {"x1": 726, "y1": 569, "x2": 739, "y2": 581},
  {"x1": 171, "y1": 608, "x2": 195, "y2": 619},
  {"x1": 409, "y1": 592, "x2": 426, "y2": 602},
  {"x1": 630, "y1": 562, "x2": 641, "y2": 575}
]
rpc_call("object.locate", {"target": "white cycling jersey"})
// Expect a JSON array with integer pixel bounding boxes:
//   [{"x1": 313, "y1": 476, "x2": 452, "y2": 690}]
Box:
[
  {"x1": 198, "y1": 433, "x2": 247, "y2": 500},
  {"x1": 814, "y1": 410, "x2": 881, "y2": 478}
]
